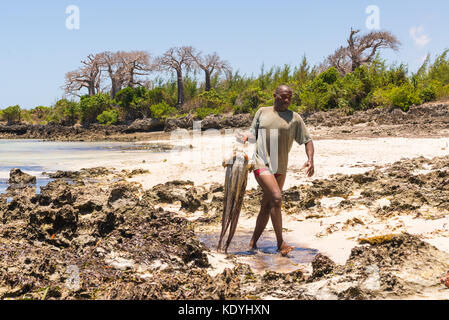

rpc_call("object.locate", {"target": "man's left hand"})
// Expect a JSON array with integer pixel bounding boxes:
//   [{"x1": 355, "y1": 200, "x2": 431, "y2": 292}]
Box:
[{"x1": 301, "y1": 160, "x2": 314, "y2": 177}]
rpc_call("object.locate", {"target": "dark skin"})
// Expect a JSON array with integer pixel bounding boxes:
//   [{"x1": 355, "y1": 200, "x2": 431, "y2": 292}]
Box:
[{"x1": 237, "y1": 85, "x2": 315, "y2": 256}]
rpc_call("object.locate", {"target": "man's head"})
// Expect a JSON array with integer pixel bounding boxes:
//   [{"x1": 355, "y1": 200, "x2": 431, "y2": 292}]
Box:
[{"x1": 274, "y1": 85, "x2": 293, "y2": 111}]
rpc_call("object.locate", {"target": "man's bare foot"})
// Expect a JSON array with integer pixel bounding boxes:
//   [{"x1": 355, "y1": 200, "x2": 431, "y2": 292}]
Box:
[
  {"x1": 277, "y1": 241, "x2": 294, "y2": 256},
  {"x1": 249, "y1": 239, "x2": 258, "y2": 251}
]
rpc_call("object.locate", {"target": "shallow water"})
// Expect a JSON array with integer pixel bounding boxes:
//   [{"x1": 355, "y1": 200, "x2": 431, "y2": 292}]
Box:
[
  {"x1": 0, "y1": 177, "x2": 54, "y2": 195},
  {"x1": 198, "y1": 231, "x2": 318, "y2": 273},
  {"x1": 0, "y1": 139, "x2": 175, "y2": 193}
]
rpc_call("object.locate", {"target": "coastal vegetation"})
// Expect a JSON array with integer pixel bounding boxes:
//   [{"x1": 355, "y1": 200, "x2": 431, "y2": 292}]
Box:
[{"x1": 1, "y1": 29, "x2": 448, "y2": 127}]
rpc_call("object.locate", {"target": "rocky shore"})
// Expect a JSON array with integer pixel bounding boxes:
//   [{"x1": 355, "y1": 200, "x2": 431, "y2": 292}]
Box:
[
  {"x1": 2, "y1": 153, "x2": 449, "y2": 299},
  {"x1": 0, "y1": 113, "x2": 253, "y2": 142},
  {"x1": 1, "y1": 101, "x2": 449, "y2": 142},
  {"x1": 304, "y1": 101, "x2": 449, "y2": 139}
]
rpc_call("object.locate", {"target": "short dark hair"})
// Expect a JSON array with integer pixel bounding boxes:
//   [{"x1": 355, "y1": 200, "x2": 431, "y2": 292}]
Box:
[{"x1": 275, "y1": 85, "x2": 292, "y2": 94}]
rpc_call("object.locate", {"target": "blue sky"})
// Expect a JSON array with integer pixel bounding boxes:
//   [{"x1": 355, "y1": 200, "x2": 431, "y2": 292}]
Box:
[{"x1": 0, "y1": 0, "x2": 448, "y2": 108}]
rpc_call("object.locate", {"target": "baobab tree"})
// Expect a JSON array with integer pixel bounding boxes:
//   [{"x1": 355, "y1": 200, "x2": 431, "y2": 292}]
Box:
[
  {"x1": 98, "y1": 51, "x2": 129, "y2": 99},
  {"x1": 64, "y1": 54, "x2": 102, "y2": 97},
  {"x1": 65, "y1": 51, "x2": 153, "y2": 98},
  {"x1": 119, "y1": 51, "x2": 154, "y2": 88},
  {"x1": 156, "y1": 46, "x2": 194, "y2": 107},
  {"x1": 188, "y1": 49, "x2": 230, "y2": 91},
  {"x1": 326, "y1": 28, "x2": 401, "y2": 74}
]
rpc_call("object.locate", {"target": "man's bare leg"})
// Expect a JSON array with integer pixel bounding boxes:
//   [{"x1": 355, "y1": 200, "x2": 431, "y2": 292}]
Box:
[
  {"x1": 249, "y1": 174, "x2": 286, "y2": 249},
  {"x1": 250, "y1": 173, "x2": 293, "y2": 255},
  {"x1": 249, "y1": 193, "x2": 270, "y2": 250}
]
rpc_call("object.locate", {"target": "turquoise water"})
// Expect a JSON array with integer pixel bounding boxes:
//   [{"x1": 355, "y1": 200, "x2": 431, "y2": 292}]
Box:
[{"x1": 0, "y1": 139, "x2": 166, "y2": 194}]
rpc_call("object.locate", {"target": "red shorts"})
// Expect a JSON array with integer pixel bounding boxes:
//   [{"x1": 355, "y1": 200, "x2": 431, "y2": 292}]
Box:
[{"x1": 253, "y1": 168, "x2": 282, "y2": 178}]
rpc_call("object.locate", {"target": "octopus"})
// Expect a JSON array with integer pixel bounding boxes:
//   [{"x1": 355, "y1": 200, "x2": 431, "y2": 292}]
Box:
[{"x1": 217, "y1": 143, "x2": 254, "y2": 253}]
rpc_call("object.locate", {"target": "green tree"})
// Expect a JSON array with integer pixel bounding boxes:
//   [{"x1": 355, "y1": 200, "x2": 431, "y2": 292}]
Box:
[
  {"x1": 115, "y1": 87, "x2": 145, "y2": 121},
  {"x1": 53, "y1": 99, "x2": 80, "y2": 125},
  {"x1": 79, "y1": 93, "x2": 112, "y2": 125},
  {"x1": 293, "y1": 55, "x2": 313, "y2": 84},
  {"x1": 428, "y1": 49, "x2": 449, "y2": 85},
  {"x1": 1, "y1": 105, "x2": 21, "y2": 125}
]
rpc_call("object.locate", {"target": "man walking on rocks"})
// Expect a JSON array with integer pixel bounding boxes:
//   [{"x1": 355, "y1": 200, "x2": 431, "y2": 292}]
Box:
[{"x1": 237, "y1": 85, "x2": 315, "y2": 256}]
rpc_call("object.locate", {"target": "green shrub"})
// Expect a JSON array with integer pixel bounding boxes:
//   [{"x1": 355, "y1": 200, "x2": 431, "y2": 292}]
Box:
[
  {"x1": 372, "y1": 84, "x2": 422, "y2": 111},
  {"x1": 32, "y1": 106, "x2": 52, "y2": 121},
  {"x1": 328, "y1": 66, "x2": 379, "y2": 111},
  {"x1": 299, "y1": 78, "x2": 331, "y2": 111},
  {"x1": 115, "y1": 87, "x2": 136, "y2": 109},
  {"x1": 319, "y1": 67, "x2": 339, "y2": 85},
  {"x1": 419, "y1": 85, "x2": 437, "y2": 103},
  {"x1": 1, "y1": 105, "x2": 21, "y2": 124},
  {"x1": 21, "y1": 110, "x2": 32, "y2": 123},
  {"x1": 115, "y1": 87, "x2": 148, "y2": 121},
  {"x1": 389, "y1": 84, "x2": 422, "y2": 111},
  {"x1": 234, "y1": 87, "x2": 270, "y2": 114},
  {"x1": 384, "y1": 64, "x2": 408, "y2": 86},
  {"x1": 195, "y1": 106, "x2": 224, "y2": 119},
  {"x1": 150, "y1": 102, "x2": 177, "y2": 119},
  {"x1": 183, "y1": 76, "x2": 199, "y2": 102},
  {"x1": 147, "y1": 87, "x2": 165, "y2": 105},
  {"x1": 196, "y1": 89, "x2": 227, "y2": 109},
  {"x1": 436, "y1": 84, "x2": 449, "y2": 100},
  {"x1": 79, "y1": 93, "x2": 112, "y2": 125},
  {"x1": 45, "y1": 112, "x2": 61, "y2": 124},
  {"x1": 371, "y1": 86, "x2": 391, "y2": 107},
  {"x1": 50, "y1": 99, "x2": 80, "y2": 125},
  {"x1": 225, "y1": 90, "x2": 239, "y2": 106},
  {"x1": 97, "y1": 109, "x2": 119, "y2": 125}
]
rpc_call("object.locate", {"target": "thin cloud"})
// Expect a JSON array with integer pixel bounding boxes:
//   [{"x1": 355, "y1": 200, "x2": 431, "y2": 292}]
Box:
[{"x1": 409, "y1": 26, "x2": 430, "y2": 48}]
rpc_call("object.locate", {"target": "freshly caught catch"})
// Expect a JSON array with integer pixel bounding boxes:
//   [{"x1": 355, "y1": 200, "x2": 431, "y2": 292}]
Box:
[{"x1": 217, "y1": 142, "x2": 254, "y2": 253}]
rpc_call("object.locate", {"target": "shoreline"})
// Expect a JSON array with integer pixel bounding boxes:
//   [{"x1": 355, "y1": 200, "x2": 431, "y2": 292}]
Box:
[{"x1": 1, "y1": 100, "x2": 449, "y2": 142}]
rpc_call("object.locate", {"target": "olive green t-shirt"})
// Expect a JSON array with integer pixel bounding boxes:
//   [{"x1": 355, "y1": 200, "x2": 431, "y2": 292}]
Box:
[{"x1": 249, "y1": 106, "x2": 312, "y2": 175}]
